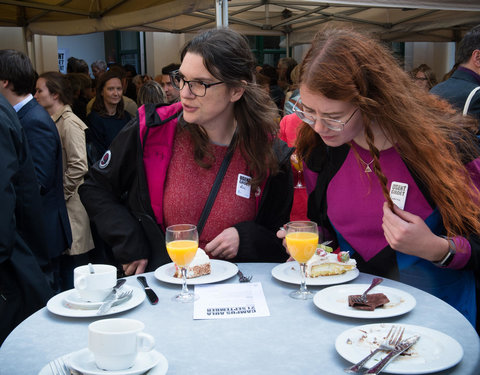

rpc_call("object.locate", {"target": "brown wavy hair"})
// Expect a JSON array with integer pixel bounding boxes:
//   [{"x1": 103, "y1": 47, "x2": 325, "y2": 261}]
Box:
[
  {"x1": 179, "y1": 28, "x2": 279, "y2": 189},
  {"x1": 296, "y1": 27, "x2": 480, "y2": 237},
  {"x1": 92, "y1": 70, "x2": 126, "y2": 118}
]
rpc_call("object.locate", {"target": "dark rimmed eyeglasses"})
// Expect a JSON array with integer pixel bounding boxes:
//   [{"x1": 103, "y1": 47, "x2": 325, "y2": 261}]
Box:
[
  {"x1": 169, "y1": 70, "x2": 225, "y2": 97},
  {"x1": 292, "y1": 99, "x2": 358, "y2": 132}
]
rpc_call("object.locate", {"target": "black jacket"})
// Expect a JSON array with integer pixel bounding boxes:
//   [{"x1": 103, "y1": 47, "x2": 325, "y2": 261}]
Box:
[{"x1": 80, "y1": 104, "x2": 293, "y2": 271}]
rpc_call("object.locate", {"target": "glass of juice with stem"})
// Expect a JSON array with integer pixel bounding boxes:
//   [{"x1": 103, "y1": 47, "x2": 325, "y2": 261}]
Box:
[
  {"x1": 285, "y1": 221, "x2": 319, "y2": 299},
  {"x1": 166, "y1": 224, "x2": 199, "y2": 302},
  {"x1": 290, "y1": 152, "x2": 304, "y2": 189}
]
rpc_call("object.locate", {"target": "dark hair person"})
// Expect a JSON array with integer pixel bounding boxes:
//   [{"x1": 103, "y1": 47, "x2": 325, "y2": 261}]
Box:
[
  {"x1": 137, "y1": 80, "x2": 166, "y2": 106},
  {"x1": 35, "y1": 72, "x2": 94, "y2": 288},
  {"x1": 80, "y1": 28, "x2": 293, "y2": 276},
  {"x1": 86, "y1": 70, "x2": 131, "y2": 164},
  {"x1": 410, "y1": 64, "x2": 438, "y2": 90},
  {"x1": 292, "y1": 27, "x2": 480, "y2": 326}
]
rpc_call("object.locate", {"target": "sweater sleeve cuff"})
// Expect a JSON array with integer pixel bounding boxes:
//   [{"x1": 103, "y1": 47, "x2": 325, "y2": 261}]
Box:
[{"x1": 447, "y1": 236, "x2": 471, "y2": 269}]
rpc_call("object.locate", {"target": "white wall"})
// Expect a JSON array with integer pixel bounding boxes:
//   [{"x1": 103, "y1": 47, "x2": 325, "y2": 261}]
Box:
[
  {"x1": 33, "y1": 35, "x2": 58, "y2": 74},
  {"x1": 404, "y1": 42, "x2": 455, "y2": 81},
  {"x1": 0, "y1": 27, "x2": 58, "y2": 73},
  {"x1": 145, "y1": 32, "x2": 186, "y2": 78},
  {"x1": 57, "y1": 33, "x2": 105, "y2": 77},
  {"x1": 0, "y1": 27, "x2": 26, "y2": 52}
]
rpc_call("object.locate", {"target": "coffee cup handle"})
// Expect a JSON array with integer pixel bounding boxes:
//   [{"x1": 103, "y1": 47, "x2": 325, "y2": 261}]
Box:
[
  {"x1": 137, "y1": 333, "x2": 155, "y2": 352},
  {"x1": 76, "y1": 275, "x2": 87, "y2": 290}
]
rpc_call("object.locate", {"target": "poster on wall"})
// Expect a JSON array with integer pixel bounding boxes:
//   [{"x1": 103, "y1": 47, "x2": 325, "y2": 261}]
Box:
[{"x1": 58, "y1": 49, "x2": 68, "y2": 73}]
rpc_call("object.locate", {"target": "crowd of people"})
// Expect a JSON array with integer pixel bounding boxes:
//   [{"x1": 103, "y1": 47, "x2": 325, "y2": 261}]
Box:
[{"x1": 1, "y1": 24, "x2": 480, "y2": 344}]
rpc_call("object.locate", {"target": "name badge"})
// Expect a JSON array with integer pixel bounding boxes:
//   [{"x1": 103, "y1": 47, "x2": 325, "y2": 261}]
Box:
[
  {"x1": 389, "y1": 181, "x2": 408, "y2": 210},
  {"x1": 236, "y1": 174, "x2": 252, "y2": 199}
]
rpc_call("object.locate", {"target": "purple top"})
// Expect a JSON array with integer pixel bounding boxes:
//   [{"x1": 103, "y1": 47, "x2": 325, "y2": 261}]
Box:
[{"x1": 326, "y1": 141, "x2": 475, "y2": 268}]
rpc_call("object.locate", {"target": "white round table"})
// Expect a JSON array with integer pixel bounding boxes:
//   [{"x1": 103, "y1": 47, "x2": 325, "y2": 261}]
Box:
[{"x1": 0, "y1": 263, "x2": 479, "y2": 374}]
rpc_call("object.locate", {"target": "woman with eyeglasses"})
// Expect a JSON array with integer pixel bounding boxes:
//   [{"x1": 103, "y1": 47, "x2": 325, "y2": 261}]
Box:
[
  {"x1": 410, "y1": 63, "x2": 438, "y2": 91},
  {"x1": 280, "y1": 28, "x2": 480, "y2": 327},
  {"x1": 79, "y1": 28, "x2": 293, "y2": 276}
]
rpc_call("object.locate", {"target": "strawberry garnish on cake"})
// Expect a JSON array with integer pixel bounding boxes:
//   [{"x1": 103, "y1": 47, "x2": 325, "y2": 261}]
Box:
[{"x1": 305, "y1": 248, "x2": 357, "y2": 277}]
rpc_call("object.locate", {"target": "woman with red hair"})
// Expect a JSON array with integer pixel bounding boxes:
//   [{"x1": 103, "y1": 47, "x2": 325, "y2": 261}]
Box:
[{"x1": 289, "y1": 27, "x2": 480, "y2": 327}]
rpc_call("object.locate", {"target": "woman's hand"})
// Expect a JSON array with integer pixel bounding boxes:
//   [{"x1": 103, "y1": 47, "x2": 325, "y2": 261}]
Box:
[
  {"x1": 204, "y1": 227, "x2": 240, "y2": 259},
  {"x1": 122, "y1": 259, "x2": 148, "y2": 275},
  {"x1": 276, "y1": 226, "x2": 294, "y2": 262},
  {"x1": 382, "y1": 202, "x2": 449, "y2": 262}
]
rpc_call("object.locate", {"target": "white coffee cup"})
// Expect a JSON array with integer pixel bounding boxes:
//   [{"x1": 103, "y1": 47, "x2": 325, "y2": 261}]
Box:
[
  {"x1": 88, "y1": 318, "x2": 155, "y2": 371},
  {"x1": 73, "y1": 264, "x2": 117, "y2": 302}
]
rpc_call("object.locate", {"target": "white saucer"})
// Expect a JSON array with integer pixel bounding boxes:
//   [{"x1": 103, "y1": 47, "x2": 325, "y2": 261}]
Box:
[
  {"x1": 64, "y1": 287, "x2": 130, "y2": 309},
  {"x1": 47, "y1": 285, "x2": 145, "y2": 317},
  {"x1": 66, "y1": 348, "x2": 168, "y2": 375}
]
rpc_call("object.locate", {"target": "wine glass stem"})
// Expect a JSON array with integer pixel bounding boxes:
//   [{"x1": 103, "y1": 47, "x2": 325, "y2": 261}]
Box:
[
  {"x1": 181, "y1": 267, "x2": 189, "y2": 295},
  {"x1": 299, "y1": 263, "x2": 308, "y2": 293}
]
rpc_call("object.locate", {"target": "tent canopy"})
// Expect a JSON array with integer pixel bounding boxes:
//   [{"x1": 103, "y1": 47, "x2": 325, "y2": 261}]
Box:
[{"x1": 1, "y1": 1, "x2": 480, "y2": 43}]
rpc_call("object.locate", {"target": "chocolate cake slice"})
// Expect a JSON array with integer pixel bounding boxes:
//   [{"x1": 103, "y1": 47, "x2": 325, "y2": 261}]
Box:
[{"x1": 348, "y1": 293, "x2": 390, "y2": 311}]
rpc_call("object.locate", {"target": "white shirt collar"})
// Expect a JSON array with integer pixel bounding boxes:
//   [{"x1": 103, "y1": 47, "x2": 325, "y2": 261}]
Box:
[{"x1": 13, "y1": 94, "x2": 33, "y2": 113}]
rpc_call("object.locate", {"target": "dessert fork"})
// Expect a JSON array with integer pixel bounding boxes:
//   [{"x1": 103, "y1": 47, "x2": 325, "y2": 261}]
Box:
[
  {"x1": 48, "y1": 357, "x2": 70, "y2": 375},
  {"x1": 344, "y1": 326, "x2": 405, "y2": 373},
  {"x1": 351, "y1": 277, "x2": 383, "y2": 304},
  {"x1": 237, "y1": 269, "x2": 252, "y2": 283}
]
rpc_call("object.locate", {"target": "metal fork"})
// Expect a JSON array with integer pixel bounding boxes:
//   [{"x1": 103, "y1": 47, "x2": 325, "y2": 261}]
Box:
[
  {"x1": 116, "y1": 289, "x2": 133, "y2": 301},
  {"x1": 237, "y1": 269, "x2": 252, "y2": 283},
  {"x1": 344, "y1": 326, "x2": 405, "y2": 373},
  {"x1": 351, "y1": 277, "x2": 383, "y2": 304},
  {"x1": 48, "y1": 357, "x2": 70, "y2": 375}
]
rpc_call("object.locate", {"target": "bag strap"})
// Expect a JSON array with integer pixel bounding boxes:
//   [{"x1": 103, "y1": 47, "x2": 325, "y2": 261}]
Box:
[
  {"x1": 463, "y1": 86, "x2": 480, "y2": 116},
  {"x1": 197, "y1": 137, "x2": 236, "y2": 236}
]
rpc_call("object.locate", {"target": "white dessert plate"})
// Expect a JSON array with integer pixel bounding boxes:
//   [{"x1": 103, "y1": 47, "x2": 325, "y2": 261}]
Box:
[
  {"x1": 64, "y1": 286, "x2": 131, "y2": 309},
  {"x1": 38, "y1": 348, "x2": 168, "y2": 375},
  {"x1": 313, "y1": 284, "x2": 416, "y2": 318},
  {"x1": 46, "y1": 285, "x2": 145, "y2": 318},
  {"x1": 271, "y1": 261, "x2": 359, "y2": 286},
  {"x1": 335, "y1": 323, "x2": 463, "y2": 374},
  {"x1": 154, "y1": 260, "x2": 238, "y2": 285}
]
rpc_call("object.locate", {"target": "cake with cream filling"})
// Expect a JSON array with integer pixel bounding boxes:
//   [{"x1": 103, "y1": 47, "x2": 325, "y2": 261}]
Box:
[
  {"x1": 173, "y1": 248, "x2": 211, "y2": 278},
  {"x1": 305, "y1": 248, "x2": 357, "y2": 277}
]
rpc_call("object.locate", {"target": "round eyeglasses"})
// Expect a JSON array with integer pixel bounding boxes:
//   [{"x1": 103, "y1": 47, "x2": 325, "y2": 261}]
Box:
[
  {"x1": 293, "y1": 99, "x2": 358, "y2": 132},
  {"x1": 170, "y1": 70, "x2": 225, "y2": 97}
]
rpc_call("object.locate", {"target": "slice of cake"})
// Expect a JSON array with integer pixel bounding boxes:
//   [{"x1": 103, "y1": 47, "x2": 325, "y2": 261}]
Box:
[
  {"x1": 348, "y1": 293, "x2": 390, "y2": 311},
  {"x1": 305, "y1": 248, "x2": 357, "y2": 277},
  {"x1": 173, "y1": 248, "x2": 211, "y2": 279}
]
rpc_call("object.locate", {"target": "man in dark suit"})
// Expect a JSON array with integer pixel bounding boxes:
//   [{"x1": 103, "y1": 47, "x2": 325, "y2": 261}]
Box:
[
  {"x1": 0, "y1": 49, "x2": 72, "y2": 293},
  {"x1": 430, "y1": 25, "x2": 480, "y2": 122},
  {"x1": 0, "y1": 92, "x2": 54, "y2": 345}
]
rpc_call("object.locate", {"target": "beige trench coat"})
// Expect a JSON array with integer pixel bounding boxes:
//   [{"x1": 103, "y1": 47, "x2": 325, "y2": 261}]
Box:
[{"x1": 52, "y1": 105, "x2": 94, "y2": 255}]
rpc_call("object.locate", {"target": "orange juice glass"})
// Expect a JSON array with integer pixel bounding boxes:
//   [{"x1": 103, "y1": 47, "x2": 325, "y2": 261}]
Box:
[
  {"x1": 286, "y1": 232, "x2": 318, "y2": 263},
  {"x1": 285, "y1": 221, "x2": 319, "y2": 300},
  {"x1": 166, "y1": 224, "x2": 199, "y2": 303},
  {"x1": 167, "y1": 240, "x2": 198, "y2": 267}
]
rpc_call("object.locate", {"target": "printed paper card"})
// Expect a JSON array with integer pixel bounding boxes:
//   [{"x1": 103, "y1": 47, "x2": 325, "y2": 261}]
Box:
[{"x1": 193, "y1": 282, "x2": 270, "y2": 319}]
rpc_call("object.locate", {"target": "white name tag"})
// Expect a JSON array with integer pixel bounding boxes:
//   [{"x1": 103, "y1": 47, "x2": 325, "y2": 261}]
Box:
[
  {"x1": 389, "y1": 181, "x2": 408, "y2": 210},
  {"x1": 236, "y1": 174, "x2": 252, "y2": 199}
]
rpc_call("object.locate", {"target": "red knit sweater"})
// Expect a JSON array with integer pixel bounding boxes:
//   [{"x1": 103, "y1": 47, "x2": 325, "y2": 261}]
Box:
[{"x1": 163, "y1": 130, "x2": 256, "y2": 250}]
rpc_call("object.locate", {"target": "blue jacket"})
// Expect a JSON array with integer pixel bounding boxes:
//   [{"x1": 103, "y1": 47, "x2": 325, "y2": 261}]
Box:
[
  {"x1": 0, "y1": 93, "x2": 54, "y2": 343},
  {"x1": 430, "y1": 68, "x2": 480, "y2": 121},
  {"x1": 17, "y1": 98, "x2": 72, "y2": 259}
]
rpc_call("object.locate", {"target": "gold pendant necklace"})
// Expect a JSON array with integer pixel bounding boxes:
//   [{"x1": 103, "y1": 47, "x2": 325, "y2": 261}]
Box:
[{"x1": 359, "y1": 157, "x2": 374, "y2": 173}]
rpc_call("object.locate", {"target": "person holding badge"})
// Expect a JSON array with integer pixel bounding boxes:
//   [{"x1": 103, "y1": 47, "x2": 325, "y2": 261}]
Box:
[
  {"x1": 288, "y1": 27, "x2": 480, "y2": 328},
  {"x1": 80, "y1": 28, "x2": 293, "y2": 277}
]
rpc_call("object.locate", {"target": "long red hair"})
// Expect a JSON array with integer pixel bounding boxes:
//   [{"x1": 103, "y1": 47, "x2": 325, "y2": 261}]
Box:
[{"x1": 296, "y1": 27, "x2": 480, "y2": 236}]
